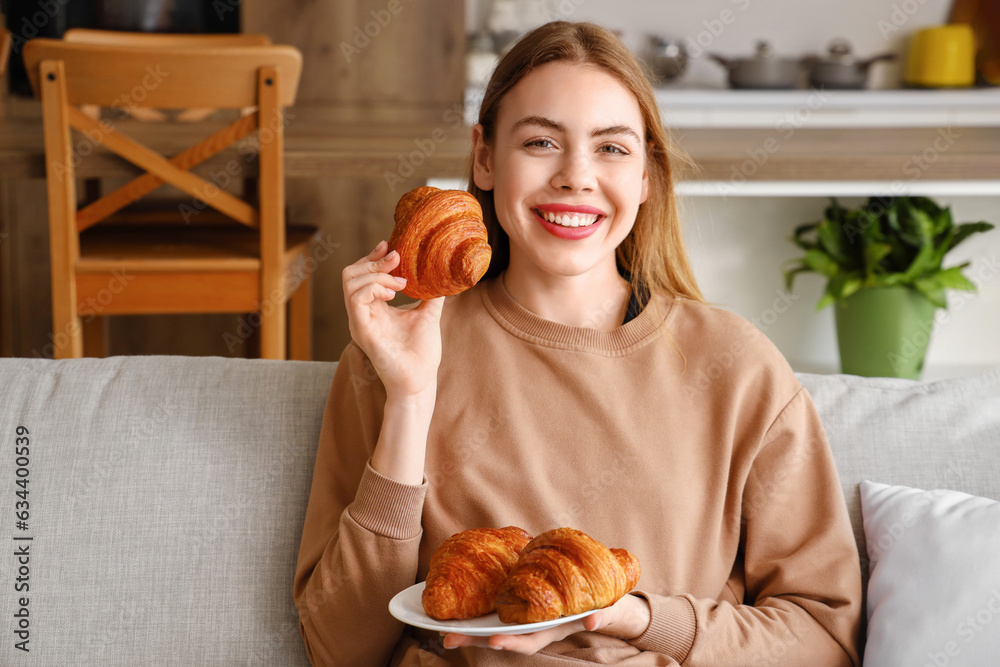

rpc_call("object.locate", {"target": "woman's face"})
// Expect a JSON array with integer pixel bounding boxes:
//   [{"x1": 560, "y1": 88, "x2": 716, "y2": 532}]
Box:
[{"x1": 473, "y1": 61, "x2": 649, "y2": 281}]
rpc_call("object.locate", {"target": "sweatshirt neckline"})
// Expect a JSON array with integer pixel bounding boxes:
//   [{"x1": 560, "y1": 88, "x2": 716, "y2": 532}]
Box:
[{"x1": 482, "y1": 275, "x2": 672, "y2": 354}]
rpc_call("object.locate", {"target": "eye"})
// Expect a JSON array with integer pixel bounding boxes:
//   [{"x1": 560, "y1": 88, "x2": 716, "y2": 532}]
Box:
[
  {"x1": 599, "y1": 143, "x2": 629, "y2": 156},
  {"x1": 524, "y1": 138, "x2": 555, "y2": 149}
]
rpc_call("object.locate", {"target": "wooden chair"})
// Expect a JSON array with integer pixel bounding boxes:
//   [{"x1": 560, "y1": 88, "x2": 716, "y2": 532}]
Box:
[{"x1": 22, "y1": 39, "x2": 319, "y2": 360}]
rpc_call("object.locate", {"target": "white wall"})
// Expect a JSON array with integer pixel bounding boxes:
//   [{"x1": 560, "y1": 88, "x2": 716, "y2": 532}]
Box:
[
  {"x1": 464, "y1": 0, "x2": 1000, "y2": 379},
  {"x1": 683, "y1": 196, "x2": 1000, "y2": 379}
]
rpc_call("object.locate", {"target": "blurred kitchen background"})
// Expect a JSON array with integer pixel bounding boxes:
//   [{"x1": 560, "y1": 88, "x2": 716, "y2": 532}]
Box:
[
  {"x1": 460, "y1": 0, "x2": 1000, "y2": 380},
  {"x1": 1, "y1": 0, "x2": 998, "y2": 379}
]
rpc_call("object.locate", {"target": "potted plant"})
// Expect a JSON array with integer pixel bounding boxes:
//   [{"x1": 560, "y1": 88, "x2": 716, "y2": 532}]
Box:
[{"x1": 783, "y1": 196, "x2": 994, "y2": 379}]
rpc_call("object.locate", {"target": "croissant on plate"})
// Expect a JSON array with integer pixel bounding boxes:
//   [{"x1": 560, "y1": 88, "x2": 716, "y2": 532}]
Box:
[
  {"x1": 496, "y1": 527, "x2": 641, "y2": 624},
  {"x1": 388, "y1": 186, "x2": 492, "y2": 300},
  {"x1": 422, "y1": 526, "x2": 533, "y2": 621}
]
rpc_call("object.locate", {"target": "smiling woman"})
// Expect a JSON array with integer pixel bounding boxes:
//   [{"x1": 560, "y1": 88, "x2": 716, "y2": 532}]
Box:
[
  {"x1": 469, "y1": 26, "x2": 702, "y2": 326},
  {"x1": 294, "y1": 20, "x2": 863, "y2": 667}
]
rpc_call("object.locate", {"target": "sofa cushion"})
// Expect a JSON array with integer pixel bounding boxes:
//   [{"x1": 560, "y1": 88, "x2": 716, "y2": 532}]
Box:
[
  {"x1": 0, "y1": 355, "x2": 336, "y2": 665},
  {"x1": 860, "y1": 480, "x2": 1000, "y2": 666}
]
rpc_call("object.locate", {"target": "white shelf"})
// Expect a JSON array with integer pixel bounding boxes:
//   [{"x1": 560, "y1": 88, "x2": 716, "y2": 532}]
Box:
[
  {"x1": 675, "y1": 180, "x2": 1000, "y2": 198},
  {"x1": 466, "y1": 86, "x2": 1000, "y2": 129},
  {"x1": 656, "y1": 88, "x2": 1000, "y2": 128}
]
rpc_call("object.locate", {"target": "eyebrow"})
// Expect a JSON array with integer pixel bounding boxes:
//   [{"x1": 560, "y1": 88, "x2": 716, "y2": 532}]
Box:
[{"x1": 511, "y1": 115, "x2": 642, "y2": 144}]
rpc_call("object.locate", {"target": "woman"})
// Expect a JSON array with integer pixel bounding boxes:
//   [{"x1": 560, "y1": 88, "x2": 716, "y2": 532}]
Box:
[{"x1": 294, "y1": 21, "x2": 862, "y2": 667}]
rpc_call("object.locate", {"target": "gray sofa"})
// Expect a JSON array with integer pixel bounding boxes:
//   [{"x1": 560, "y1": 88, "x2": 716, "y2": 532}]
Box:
[{"x1": 0, "y1": 355, "x2": 998, "y2": 665}]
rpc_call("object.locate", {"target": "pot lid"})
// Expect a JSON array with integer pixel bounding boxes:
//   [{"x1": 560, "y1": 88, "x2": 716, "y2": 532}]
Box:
[
  {"x1": 753, "y1": 40, "x2": 776, "y2": 59},
  {"x1": 822, "y1": 38, "x2": 856, "y2": 64}
]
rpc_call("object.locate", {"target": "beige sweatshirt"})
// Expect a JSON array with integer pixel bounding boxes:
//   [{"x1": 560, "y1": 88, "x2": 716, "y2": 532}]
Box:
[{"x1": 293, "y1": 276, "x2": 863, "y2": 667}]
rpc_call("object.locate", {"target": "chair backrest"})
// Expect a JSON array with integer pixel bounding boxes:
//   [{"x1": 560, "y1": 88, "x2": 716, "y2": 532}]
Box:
[
  {"x1": 57, "y1": 32, "x2": 275, "y2": 122},
  {"x1": 21, "y1": 39, "x2": 300, "y2": 282},
  {"x1": 23, "y1": 40, "x2": 300, "y2": 109},
  {"x1": 61, "y1": 28, "x2": 272, "y2": 47},
  {"x1": 1, "y1": 21, "x2": 11, "y2": 78}
]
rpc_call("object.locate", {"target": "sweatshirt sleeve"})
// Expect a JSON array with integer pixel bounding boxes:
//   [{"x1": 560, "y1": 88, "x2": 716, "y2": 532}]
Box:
[
  {"x1": 293, "y1": 342, "x2": 428, "y2": 667},
  {"x1": 628, "y1": 387, "x2": 863, "y2": 666}
]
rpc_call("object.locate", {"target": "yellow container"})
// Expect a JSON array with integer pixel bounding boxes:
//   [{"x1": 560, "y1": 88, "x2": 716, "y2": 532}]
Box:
[{"x1": 905, "y1": 25, "x2": 976, "y2": 87}]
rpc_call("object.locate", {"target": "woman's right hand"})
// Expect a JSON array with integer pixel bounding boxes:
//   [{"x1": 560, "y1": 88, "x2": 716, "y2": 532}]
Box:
[{"x1": 342, "y1": 240, "x2": 445, "y2": 400}]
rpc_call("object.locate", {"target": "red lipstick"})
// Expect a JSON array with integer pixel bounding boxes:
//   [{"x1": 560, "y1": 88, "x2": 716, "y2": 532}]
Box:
[{"x1": 531, "y1": 206, "x2": 605, "y2": 240}]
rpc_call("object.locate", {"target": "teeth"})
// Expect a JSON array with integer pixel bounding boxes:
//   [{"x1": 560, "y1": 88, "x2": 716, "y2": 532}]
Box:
[{"x1": 539, "y1": 210, "x2": 599, "y2": 228}]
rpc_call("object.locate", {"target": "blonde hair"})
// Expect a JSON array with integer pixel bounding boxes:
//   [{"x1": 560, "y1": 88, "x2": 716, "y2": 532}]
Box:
[{"x1": 466, "y1": 20, "x2": 704, "y2": 308}]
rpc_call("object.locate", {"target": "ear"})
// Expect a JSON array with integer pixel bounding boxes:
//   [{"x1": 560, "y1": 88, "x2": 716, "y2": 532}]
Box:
[
  {"x1": 639, "y1": 166, "x2": 649, "y2": 205},
  {"x1": 471, "y1": 123, "x2": 494, "y2": 191}
]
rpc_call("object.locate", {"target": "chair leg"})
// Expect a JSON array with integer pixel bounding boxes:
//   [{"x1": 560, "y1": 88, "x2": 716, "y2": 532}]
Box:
[
  {"x1": 82, "y1": 316, "x2": 107, "y2": 358},
  {"x1": 51, "y1": 285, "x2": 83, "y2": 360},
  {"x1": 259, "y1": 295, "x2": 287, "y2": 360},
  {"x1": 289, "y1": 274, "x2": 312, "y2": 361}
]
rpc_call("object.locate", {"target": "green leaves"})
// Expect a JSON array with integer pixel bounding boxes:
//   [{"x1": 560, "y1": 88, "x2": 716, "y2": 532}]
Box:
[
  {"x1": 785, "y1": 196, "x2": 995, "y2": 310},
  {"x1": 804, "y1": 249, "x2": 839, "y2": 277}
]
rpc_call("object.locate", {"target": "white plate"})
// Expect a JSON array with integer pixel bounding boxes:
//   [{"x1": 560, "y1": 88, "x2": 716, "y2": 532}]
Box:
[{"x1": 388, "y1": 581, "x2": 598, "y2": 636}]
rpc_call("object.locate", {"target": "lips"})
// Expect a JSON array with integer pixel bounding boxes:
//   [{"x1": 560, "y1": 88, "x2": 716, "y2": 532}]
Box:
[
  {"x1": 531, "y1": 207, "x2": 604, "y2": 240},
  {"x1": 532, "y1": 203, "x2": 606, "y2": 229}
]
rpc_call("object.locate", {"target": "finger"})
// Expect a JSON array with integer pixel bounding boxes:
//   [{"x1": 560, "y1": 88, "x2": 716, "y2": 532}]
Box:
[
  {"x1": 343, "y1": 270, "x2": 408, "y2": 301},
  {"x1": 441, "y1": 633, "x2": 493, "y2": 650},
  {"x1": 582, "y1": 611, "x2": 607, "y2": 632},
  {"x1": 490, "y1": 619, "x2": 587, "y2": 653},
  {"x1": 342, "y1": 244, "x2": 399, "y2": 283},
  {"x1": 415, "y1": 295, "x2": 446, "y2": 320},
  {"x1": 344, "y1": 275, "x2": 402, "y2": 311},
  {"x1": 366, "y1": 239, "x2": 388, "y2": 260}
]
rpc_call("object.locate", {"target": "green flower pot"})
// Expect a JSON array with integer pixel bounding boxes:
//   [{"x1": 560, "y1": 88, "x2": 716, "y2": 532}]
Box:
[{"x1": 834, "y1": 286, "x2": 937, "y2": 379}]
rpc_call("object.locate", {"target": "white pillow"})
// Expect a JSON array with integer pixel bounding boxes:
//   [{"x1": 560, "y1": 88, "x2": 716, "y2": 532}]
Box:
[{"x1": 860, "y1": 480, "x2": 1000, "y2": 666}]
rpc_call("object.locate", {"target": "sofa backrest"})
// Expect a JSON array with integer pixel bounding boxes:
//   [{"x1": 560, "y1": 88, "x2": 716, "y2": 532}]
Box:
[
  {"x1": 1, "y1": 355, "x2": 997, "y2": 664},
  {"x1": 0, "y1": 356, "x2": 334, "y2": 665},
  {"x1": 797, "y1": 366, "x2": 1000, "y2": 651}
]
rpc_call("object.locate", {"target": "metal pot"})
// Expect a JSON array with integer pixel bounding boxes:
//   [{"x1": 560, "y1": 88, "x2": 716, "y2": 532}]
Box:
[
  {"x1": 645, "y1": 35, "x2": 689, "y2": 84},
  {"x1": 805, "y1": 39, "x2": 897, "y2": 89},
  {"x1": 709, "y1": 40, "x2": 806, "y2": 89}
]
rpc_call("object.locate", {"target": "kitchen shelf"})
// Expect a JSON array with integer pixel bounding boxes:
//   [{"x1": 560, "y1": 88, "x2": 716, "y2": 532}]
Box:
[
  {"x1": 654, "y1": 87, "x2": 1000, "y2": 128},
  {"x1": 673, "y1": 180, "x2": 1000, "y2": 197},
  {"x1": 466, "y1": 86, "x2": 1000, "y2": 129}
]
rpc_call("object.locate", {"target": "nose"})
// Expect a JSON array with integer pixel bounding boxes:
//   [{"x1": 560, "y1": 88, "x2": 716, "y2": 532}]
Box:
[{"x1": 550, "y1": 150, "x2": 596, "y2": 192}]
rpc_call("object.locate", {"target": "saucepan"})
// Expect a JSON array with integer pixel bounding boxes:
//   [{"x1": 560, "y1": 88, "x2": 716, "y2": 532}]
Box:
[
  {"x1": 708, "y1": 40, "x2": 807, "y2": 89},
  {"x1": 804, "y1": 39, "x2": 897, "y2": 89}
]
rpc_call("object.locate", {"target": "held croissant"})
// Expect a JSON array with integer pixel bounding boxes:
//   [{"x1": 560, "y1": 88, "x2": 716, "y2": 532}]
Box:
[
  {"x1": 496, "y1": 527, "x2": 641, "y2": 624},
  {"x1": 422, "y1": 526, "x2": 533, "y2": 621},
  {"x1": 388, "y1": 186, "x2": 492, "y2": 300}
]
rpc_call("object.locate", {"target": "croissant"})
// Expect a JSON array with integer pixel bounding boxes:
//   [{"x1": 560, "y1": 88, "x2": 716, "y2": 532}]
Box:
[
  {"x1": 496, "y1": 527, "x2": 641, "y2": 624},
  {"x1": 388, "y1": 186, "x2": 492, "y2": 300},
  {"x1": 422, "y1": 526, "x2": 533, "y2": 621}
]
